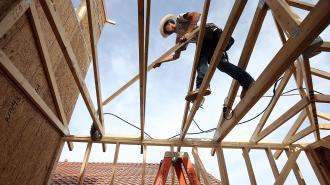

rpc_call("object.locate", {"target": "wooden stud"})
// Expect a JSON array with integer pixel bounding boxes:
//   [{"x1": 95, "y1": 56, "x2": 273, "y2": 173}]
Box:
[
  {"x1": 180, "y1": 0, "x2": 211, "y2": 131},
  {"x1": 301, "y1": 57, "x2": 320, "y2": 140},
  {"x1": 273, "y1": 110, "x2": 307, "y2": 159},
  {"x1": 181, "y1": 0, "x2": 248, "y2": 140},
  {"x1": 250, "y1": 69, "x2": 292, "y2": 143},
  {"x1": 211, "y1": 3, "x2": 268, "y2": 155},
  {"x1": 192, "y1": 147, "x2": 212, "y2": 185},
  {"x1": 62, "y1": 136, "x2": 305, "y2": 149},
  {"x1": 311, "y1": 68, "x2": 330, "y2": 80},
  {"x1": 193, "y1": 147, "x2": 201, "y2": 181},
  {"x1": 286, "y1": 0, "x2": 314, "y2": 11},
  {"x1": 137, "y1": 0, "x2": 146, "y2": 144},
  {"x1": 110, "y1": 142, "x2": 120, "y2": 185},
  {"x1": 315, "y1": 94, "x2": 330, "y2": 103},
  {"x1": 86, "y1": 0, "x2": 106, "y2": 151},
  {"x1": 215, "y1": 147, "x2": 229, "y2": 185},
  {"x1": 242, "y1": 147, "x2": 257, "y2": 185},
  {"x1": 28, "y1": 0, "x2": 73, "y2": 150},
  {"x1": 287, "y1": 126, "x2": 314, "y2": 144},
  {"x1": 274, "y1": 149, "x2": 301, "y2": 185},
  {"x1": 265, "y1": 148, "x2": 279, "y2": 178},
  {"x1": 266, "y1": 0, "x2": 301, "y2": 36},
  {"x1": 284, "y1": 150, "x2": 306, "y2": 185},
  {"x1": 317, "y1": 112, "x2": 330, "y2": 121},
  {"x1": 78, "y1": 142, "x2": 93, "y2": 185},
  {"x1": 0, "y1": 50, "x2": 69, "y2": 135},
  {"x1": 39, "y1": 0, "x2": 104, "y2": 135},
  {"x1": 256, "y1": 98, "x2": 309, "y2": 142},
  {"x1": 316, "y1": 41, "x2": 330, "y2": 52}
]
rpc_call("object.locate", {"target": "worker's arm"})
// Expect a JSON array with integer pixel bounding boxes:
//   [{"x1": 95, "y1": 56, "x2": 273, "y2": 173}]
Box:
[
  {"x1": 153, "y1": 36, "x2": 182, "y2": 68},
  {"x1": 153, "y1": 49, "x2": 181, "y2": 68},
  {"x1": 180, "y1": 12, "x2": 201, "y2": 42}
]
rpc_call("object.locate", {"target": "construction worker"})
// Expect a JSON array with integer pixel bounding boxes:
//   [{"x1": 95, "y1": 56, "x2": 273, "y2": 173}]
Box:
[{"x1": 153, "y1": 12, "x2": 255, "y2": 101}]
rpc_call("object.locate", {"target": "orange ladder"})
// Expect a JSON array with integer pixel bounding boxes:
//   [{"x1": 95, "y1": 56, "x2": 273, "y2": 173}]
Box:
[{"x1": 154, "y1": 151, "x2": 200, "y2": 185}]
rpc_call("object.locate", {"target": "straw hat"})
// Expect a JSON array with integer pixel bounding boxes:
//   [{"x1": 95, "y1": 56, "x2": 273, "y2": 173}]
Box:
[{"x1": 159, "y1": 14, "x2": 176, "y2": 38}]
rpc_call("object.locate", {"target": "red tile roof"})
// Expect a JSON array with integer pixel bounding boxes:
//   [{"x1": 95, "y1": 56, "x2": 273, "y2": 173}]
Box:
[{"x1": 52, "y1": 162, "x2": 221, "y2": 184}]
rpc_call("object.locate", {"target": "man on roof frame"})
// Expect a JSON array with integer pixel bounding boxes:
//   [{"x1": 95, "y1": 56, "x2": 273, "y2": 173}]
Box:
[{"x1": 153, "y1": 12, "x2": 255, "y2": 101}]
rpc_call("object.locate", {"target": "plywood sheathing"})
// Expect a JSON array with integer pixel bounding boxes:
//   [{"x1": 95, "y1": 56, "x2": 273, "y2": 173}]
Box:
[{"x1": 0, "y1": 0, "x2": 106, "y2": 184}]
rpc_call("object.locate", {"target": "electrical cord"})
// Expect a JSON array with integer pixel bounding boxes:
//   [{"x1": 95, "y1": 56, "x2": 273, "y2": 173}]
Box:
[
  {"x1": 104, "y1": 113, "x2": 154, "y2": 139},
  {"x1": 103, "y1": 84, "x2": 325, "y2": 140}
]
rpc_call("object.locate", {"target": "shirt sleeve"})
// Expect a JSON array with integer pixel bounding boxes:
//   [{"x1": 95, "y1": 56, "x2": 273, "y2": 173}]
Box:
[{"x1": 177, "y1": 12, "x2": 190, "y2": 23}]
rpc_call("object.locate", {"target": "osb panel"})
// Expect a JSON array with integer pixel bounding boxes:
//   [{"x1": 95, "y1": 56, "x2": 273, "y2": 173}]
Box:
[
  {"x1": 315, "y1": 146, "x2": 330, "y2": 174},
  {"x1": 0, "y1": 0, "x2": 105, "y2": 184}
]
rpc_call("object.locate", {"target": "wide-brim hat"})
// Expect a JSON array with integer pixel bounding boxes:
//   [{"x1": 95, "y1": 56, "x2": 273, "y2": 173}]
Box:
[{"x1": 159, "y1": 14, "x2": 176, "y2": 38}]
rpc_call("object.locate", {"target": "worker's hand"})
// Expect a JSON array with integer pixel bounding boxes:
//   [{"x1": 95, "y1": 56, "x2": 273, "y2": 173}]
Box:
[
  {"x1": 153, "y1": 62, "x2": 162, "y2": 68},
  {"x1": 180, "y1": 33, "x2": 190, "y2": 43}
]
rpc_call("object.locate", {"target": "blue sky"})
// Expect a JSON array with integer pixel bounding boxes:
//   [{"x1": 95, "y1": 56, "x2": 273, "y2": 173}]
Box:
[{"x1": 60, "y1": 0, "x2": 329, "y2": 184}]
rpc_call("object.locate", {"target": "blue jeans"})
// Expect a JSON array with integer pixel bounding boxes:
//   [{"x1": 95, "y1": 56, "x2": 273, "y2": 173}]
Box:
[{"x1": 196, "y1": 48, "x2": 254, "y2": 89}]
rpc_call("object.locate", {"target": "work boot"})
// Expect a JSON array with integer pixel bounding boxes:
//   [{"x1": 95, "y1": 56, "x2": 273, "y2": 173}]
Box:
[
  {"x1": 240, "y1": 81, "x2": 255, "y2": 100},
  {"x1": 185, "y1": 86, "x2": 211, "y2": 102},
  {"x1": 90, "y1": 124, "x2": 102, "y2": 141}
]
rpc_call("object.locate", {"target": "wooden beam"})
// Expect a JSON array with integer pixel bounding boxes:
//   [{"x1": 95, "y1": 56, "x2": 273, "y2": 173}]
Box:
[
  {"x1": 319, "y1": 124, "x2": 330, "y2": 130},
  {"x1": 28, "y1": 2, "x2": 73, "y2": 150},
  {"x1": 242, "y1": 147, "x2": 257, "y2": 185},
  {"x1": 0, "y1": 0, "x2": 30, "y2": 38},
  {"x1": 311, "y1": 68, "x2": 330, "y2": 80},
  {"x1": 102, "y1": 29, "x2": 199, "y2": 106},
  {"x1": 86, "y1": 0, "x2": 106, "y2": 151},
  {"x1": 265, "y1": 148, "x2": 279, "y2": 178},
  {"x1": 78, "y1": 142, "x2": 93, "y2": 185},
  {"x1": 62, "y1": 136, "x2": 306, "y2": 149},
  {"x1": 317, "y1": 112, "x2": 330, "y2": 121},
  {"x1": 286, "y1": 0, "x2": 314, "y2": 11},
  {"x1": 40, "y1": 0, "x2": 104, "y2": 135},
  {"x1": 181, "y1": 0, "x2": 248, "y2": 140},
  {"x1": 180, "y1": 0, "x2": 210, "y2": 131},
  {"x1": 250, "y1": 69, "x2": 292, "y2": 143},
  {"x1": 270, "y1": 1, "x2": 317, "y2": 138},
  {"x1": 266, "y1": 0, "x2": 301, "y2": 36},
  {"x1": 272, "y1": 12, "x2": 316, "y2": 134},
  {"x1": 192, "y1": 147, "x2": 212, "y2": 185},
  {"x1": 216, "y1": 147, "x2": 229, "y2": 185},
  {"x1": 284, "y1": 150, "x2": 306, "y2": 185},
  {"x1": 216, "y1": 0, "x2": 330, "y2": 141},
  {"x1": 256, "y1": 98, "x2": 309, "y2": 142},
  {"x1": 193, "y1": 148, "x2": 201, "y2": 181},
  {"x1": 274, "y1": 149, "x2": 301, "y2": 185},
  {"x1": 137, "y1": 0, "x2": 146, "y2": 143},
  {"x1": 273, "y1": 110, "x2": 306, "y2": 159},
  {"x1": 301, "y1": 57, "x2": 320, "y2": 140},
  {"x1": 0, "y1": 50, "x2": 69, "y2": 135},
  {"x1": 305, "y1": 149, "x2": 330, "y2": 185},
  {"x1": 287, "y1": 126, "x2": 314, "y2": 144},
  {"x1": 141, "y1": 144, "x2": 147, "y2": 185},
  {"x1": 315, "y1": 94, "x2": 330, "y2": 103},
  {"x1": 211, "y1": 4, "x2": 268, "y2": 155},
  {"x1": 110, "y1": 142, "x2": 120, "y2": 185},
  {"x1": 316, "y1": 41, "x2": 330, "y2": 52}
]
